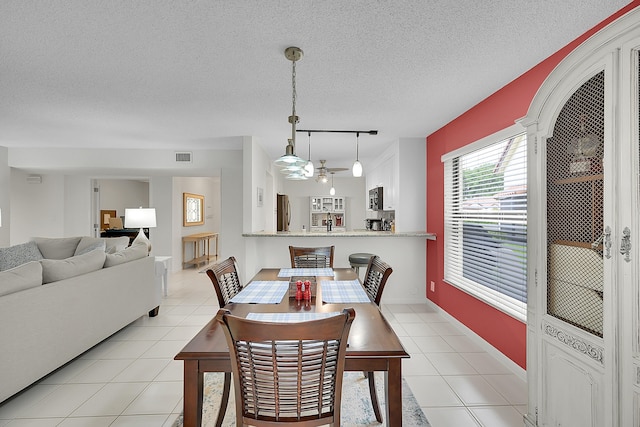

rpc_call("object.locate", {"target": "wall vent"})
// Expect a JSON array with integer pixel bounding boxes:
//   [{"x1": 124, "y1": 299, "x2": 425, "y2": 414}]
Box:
[{"x1": 175, "y1": 152, "x2": 192, "y2": 163}]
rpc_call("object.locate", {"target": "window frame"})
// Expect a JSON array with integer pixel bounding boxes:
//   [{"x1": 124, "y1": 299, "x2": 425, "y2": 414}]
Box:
[{"x1": 442, "y1": 124, "x2": 528, "y2": 321}]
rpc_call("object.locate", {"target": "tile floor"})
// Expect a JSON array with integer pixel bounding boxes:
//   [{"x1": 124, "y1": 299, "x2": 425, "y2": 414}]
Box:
[{"x1": 0, "y1": 267, "x2": 527, "y2": 427}]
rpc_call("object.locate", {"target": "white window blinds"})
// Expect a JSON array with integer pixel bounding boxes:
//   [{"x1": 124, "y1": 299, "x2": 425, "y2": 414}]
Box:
[{"x1": 443, "y1": 132, "x2": 527, "y2": 321}]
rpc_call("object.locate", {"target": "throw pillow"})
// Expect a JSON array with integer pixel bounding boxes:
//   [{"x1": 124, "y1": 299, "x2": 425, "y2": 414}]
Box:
[
  {"x1": 104, "y1": 241, "x2": 148, "y2": 268},
  {"x1": 40, "y1": 249, "x2": 106, "y2": 284},
  {"x1": 32, "y1": 237, "x2": 82, "y2": 260},
  {"x1": 0, "y1": 241, "x2": 44, "y2": 271},
  {"x1": 0, "y1": 261, "x2": 43, "y2": 296},
  {"x1": 103, "y1": 236, "x2": 130, "y2": 254},
  {"x1": 74, "y1": 237, "x2": 106, "y2": 256}
]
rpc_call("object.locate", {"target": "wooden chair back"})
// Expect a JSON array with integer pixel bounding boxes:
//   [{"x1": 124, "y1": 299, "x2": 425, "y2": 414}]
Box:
[
  {"x1": 216, "y1": 308, "x2": 355, "y2": 426},
  {"x1": 289, "y1": 245, "x2": 335, "y2": 268},
  {"x1": 362, "y1": 256, "x2": 393, "y2": 306},
  {"x1": 205, "y1": 256, "x2": 242, "y2": 308}
]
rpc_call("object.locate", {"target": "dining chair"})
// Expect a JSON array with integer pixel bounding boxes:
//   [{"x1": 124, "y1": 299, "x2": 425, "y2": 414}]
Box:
[
  {"x1": 216, "y1": 307, "x2": 356, "y2": 426},
  {"x1": 205, "y1": 256, "x2": 243, "y2": 308},
  {"x1": 289, "y1": 245, "x2": 335, "y2": 268},
  {"x1": 204, "y1": 256, "x2": 243, "y2": 425},
  {"x1": 361, "y1": 255, "x2": 393, "y2": 422}
]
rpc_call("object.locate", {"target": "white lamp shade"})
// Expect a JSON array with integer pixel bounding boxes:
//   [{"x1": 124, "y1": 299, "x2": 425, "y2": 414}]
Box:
[
  {"x1": 125, "y1": 208, "x2": 157, "y2": 228},
  {"x1": 352, "y1": 160, "x2": 363, "y2": 177},
  {"x1": 329, "y1": 186, "x2": 335, "y2": 195},
  {"x1": 304, "y1": 160, "x2": 314, "y2": 177}
]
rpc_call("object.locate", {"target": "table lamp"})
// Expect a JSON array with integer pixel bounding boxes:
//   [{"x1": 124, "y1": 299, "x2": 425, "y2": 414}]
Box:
[{"x1": 124, "y1": 207, "x2": 156, "y2": 253}]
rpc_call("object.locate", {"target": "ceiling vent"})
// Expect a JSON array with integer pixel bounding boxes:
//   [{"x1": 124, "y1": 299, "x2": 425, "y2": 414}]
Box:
[{"x1": 175, "y1": 152, "x2": 192, "y2": 163}]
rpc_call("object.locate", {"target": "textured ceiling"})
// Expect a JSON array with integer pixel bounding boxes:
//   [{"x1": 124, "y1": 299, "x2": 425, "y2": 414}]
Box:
[{"x1": 0, "y1": 1, "x2": 631, "y2": 171}]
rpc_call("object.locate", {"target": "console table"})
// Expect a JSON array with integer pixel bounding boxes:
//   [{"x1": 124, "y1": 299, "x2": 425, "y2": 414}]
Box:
[{"x1": 182, "y1": 232, "x2": 218, "y2": 269}]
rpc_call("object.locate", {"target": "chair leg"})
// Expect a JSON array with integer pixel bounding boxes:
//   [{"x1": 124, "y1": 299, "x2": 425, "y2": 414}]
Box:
[
  {"x1": 367, "y1": 371, "x2": 383, "y2": 423},
  {"x1": 214, "y1": 372, "x2": 232, "y2": 427}
]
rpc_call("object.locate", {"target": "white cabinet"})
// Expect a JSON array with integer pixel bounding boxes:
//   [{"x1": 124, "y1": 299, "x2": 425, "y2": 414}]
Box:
[
  {"x1": 309, "y1": 196, "x2": 346, "y2": 231},
  {"x1": 522, "y1": 12, "x2": 640, "y2": 426}
]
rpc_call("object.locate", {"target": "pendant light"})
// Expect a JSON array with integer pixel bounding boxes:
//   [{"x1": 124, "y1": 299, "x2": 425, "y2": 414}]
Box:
[
  {"x1": 352, "y1": 132, "x2": 363, "y2": 177},
  {"x1": 329, "y1": 172, "x2": 336, "y2": 195},
  {"x1": 304, "y1": 131, "x2": 314, "y2": 177},
  {"x1": 274, "y1": 47, "x2": 307, "y2": 175}
]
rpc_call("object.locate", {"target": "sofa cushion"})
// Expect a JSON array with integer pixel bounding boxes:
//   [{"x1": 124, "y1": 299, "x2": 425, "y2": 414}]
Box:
[
  {"x1": 33, "y1": 237, "x2": 82, "y2": 260},
  {"x1": 104, "y1": 237, "x2": 130, "y2": 254},
  {"x1": 0, "y1": 261, "x2": 43, "y2": 296},
  {"x1": 41, "y1": 249, "x2": 107, "y2": 284},
  {"x1": 104, "y1": 241, "x2": 147, "y2": 267},
  {"x1": 0, "y1": 241, "x2": 44, "y2": 271},
  {"x1": 74, "y1": 237, "x2": 107, "y2": 256}
]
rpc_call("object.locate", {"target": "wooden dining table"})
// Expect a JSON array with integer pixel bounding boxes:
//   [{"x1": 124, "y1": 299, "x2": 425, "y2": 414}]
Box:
[{"x1": 174, "y1": 267, "x2": 409, "y2": 426}]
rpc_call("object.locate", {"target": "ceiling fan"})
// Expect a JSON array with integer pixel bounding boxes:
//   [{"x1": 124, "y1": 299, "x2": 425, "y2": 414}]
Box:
[{"x1": 315, "y1": 160, "x2": 348, "y2": 183}]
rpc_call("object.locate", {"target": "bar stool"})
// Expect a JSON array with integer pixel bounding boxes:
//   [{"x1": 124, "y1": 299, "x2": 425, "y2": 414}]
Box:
[{"x1": 349, "y1": 253, "x2": 375, "y2": 276}]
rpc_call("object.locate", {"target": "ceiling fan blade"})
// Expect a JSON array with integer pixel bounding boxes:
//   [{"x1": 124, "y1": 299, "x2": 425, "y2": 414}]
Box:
[{"x1": 327, "y1": 167, "x2": 349, "y2": 173}]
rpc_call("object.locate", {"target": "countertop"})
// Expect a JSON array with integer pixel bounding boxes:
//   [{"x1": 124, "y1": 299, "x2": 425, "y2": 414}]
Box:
[{"x1": 243, "y1": 230, "x2": 436, "y2": 240}]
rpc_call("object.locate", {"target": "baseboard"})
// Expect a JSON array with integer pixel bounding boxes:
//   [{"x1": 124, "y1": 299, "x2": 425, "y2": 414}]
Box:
[{"x1": 424, "y1": 299, "x2": 527, "y2": 382}]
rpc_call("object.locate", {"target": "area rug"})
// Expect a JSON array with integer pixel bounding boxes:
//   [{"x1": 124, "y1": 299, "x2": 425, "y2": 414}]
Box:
[{"x1": 172, "y1": 371, "x2": 430, "y2": 426}]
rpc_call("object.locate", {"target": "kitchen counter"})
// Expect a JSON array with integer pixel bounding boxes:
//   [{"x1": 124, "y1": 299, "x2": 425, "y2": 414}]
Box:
[
  {"x1": 243, "y1": 230, "x2": 436, "y2": 239},
  {"x1": 242, "y1": 230, "x2": 433, "y2": 304}
]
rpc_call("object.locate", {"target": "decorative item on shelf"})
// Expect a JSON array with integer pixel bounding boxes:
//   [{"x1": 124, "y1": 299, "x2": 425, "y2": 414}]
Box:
[
  {"x1": 274, "y1": 46, "x2": 307, "y2": 179},
  {"x1": 352, "y1": 132, "x2": 363, "y2": 177},
  {"x1": 567, "y1": 114, "x2": 601, "y2": 175},
  {"x1": 329, "y1": 172, "x2": 336, "y2": 195},
  {"x1": 124, "y1": 207, "x2": 156, "y2": 253}
]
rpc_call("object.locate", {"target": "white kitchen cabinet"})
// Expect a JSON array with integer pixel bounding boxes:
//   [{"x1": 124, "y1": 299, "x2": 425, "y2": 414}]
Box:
[
  {"x1": 309, "y1": 196, "x2": 346, "y2": 231},
  {"x1": 521, "y1": 11, "x2": 640, "y2": 426}
]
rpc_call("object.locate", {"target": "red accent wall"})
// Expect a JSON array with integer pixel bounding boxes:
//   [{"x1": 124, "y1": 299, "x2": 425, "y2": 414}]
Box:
[{"x1": 425, "y1": 1, "x2": 639, "y2": 369}]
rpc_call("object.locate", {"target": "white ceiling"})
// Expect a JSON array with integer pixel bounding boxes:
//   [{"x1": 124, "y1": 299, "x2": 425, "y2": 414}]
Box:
[{"x1": 0, "y1": 1, "x2": 631, "y2": 172}]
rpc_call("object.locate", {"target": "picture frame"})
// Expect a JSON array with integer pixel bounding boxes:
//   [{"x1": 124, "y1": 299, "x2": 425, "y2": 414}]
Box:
[
  {"x1": 100, "y1": 210, "x2": 117, "y2": 230},
  {"x1": 183, "y1": 193, "x2": 204, "y2": 226},
  {"x1": 257, "y1": 187, "x2": 264, "y2": 207}
]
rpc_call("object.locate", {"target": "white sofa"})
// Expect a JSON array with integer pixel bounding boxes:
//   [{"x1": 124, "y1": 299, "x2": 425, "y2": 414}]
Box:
[{"x1": 0, "y1": 236, "x2": 159, "y2": 403}]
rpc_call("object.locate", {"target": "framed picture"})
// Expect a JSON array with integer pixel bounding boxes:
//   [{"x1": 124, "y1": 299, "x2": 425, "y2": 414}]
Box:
[
  {"x1": 257, "y1": 187, "x2": 264, "y2": 207},
  {"x1": 100, "y1": 210, "x2": 117, "y2": 230},
  {"x1": 183, "y1": 193, "x2": 204, "y2": 226}
]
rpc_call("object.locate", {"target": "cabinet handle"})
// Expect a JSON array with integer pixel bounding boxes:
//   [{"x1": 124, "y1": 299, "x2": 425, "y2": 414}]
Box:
[{"x1": 620, "y1": 226, "x2": 631, "y2": 263}]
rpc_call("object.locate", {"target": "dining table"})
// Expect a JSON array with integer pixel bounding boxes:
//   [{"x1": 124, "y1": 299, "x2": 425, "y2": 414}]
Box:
[{"x1": 174, "y1": 267, "x2": 409, "y2": 426}]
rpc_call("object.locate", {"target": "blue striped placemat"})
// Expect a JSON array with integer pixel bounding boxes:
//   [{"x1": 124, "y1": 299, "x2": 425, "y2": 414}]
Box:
[
  {"x1": 321, "y1": 280, "x2": 371, "y2": 303},
  {"x1": 246, "y1": 312, "x2": 341, "y2": 322},
  {"x1": 229, "y1": 281, "x2": 289, "y2": 304},
  {"x1": 277, "y1": 268, "x2": 335, "y2": 277}
]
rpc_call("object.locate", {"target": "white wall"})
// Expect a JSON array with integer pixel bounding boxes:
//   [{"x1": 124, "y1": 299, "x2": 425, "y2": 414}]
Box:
[
  {"x1": 0, "y1": 148, "x2": 9, "y2": 246},
  {"x1": 98, "y1": 179, "x2": 150, "y2": 219}
]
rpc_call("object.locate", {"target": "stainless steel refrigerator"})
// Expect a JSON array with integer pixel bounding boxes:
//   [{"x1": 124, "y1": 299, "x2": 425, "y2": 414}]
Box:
[{"x1": 276, "y1": 194, "x2": 290, "y2": 231}]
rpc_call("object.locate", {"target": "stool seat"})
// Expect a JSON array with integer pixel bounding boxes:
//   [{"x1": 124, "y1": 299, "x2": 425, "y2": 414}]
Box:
[{"x1": 349, "y1": 253, "x2": 375, "y2": 276}]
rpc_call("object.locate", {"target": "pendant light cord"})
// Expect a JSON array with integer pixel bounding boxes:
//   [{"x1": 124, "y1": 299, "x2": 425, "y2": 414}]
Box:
[{"x1": 290, "y1": 59, "x2": 297, "y2": 148}]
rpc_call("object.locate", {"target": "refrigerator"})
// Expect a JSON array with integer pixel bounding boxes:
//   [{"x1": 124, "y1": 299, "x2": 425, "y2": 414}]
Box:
[{"x1": 276, "y1": 194, "x2": 290, "y2": 231}]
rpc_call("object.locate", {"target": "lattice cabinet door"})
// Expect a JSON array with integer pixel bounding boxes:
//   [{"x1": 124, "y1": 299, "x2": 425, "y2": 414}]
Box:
[{"x1": 546, "y1": 71, "x2": 606, "y2": 338}]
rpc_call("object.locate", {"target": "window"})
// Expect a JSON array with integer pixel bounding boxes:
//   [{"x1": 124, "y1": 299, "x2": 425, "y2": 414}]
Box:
[{"x1": 443, "y1": 129, "x2": 527, "y2": 321}]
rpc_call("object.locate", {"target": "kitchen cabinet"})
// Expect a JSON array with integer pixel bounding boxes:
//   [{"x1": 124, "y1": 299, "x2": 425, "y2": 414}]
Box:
[
  {"x1": 310, "y1": 196, "x2": 346, "y2": 231},
  {"x1": 521, "y1": 12, "x2": 640, "y2": 427}
]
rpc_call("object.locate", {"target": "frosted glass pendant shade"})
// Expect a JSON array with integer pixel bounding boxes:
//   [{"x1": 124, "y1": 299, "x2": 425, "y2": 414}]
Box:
[{"x1": 352, "y1": 160, "x2": 363, "y2": 177}]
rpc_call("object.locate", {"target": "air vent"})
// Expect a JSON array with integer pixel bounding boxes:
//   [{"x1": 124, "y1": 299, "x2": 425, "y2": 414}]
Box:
[{"x1": 175, "y1": 152, "x2": 192, "y2": 163}]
